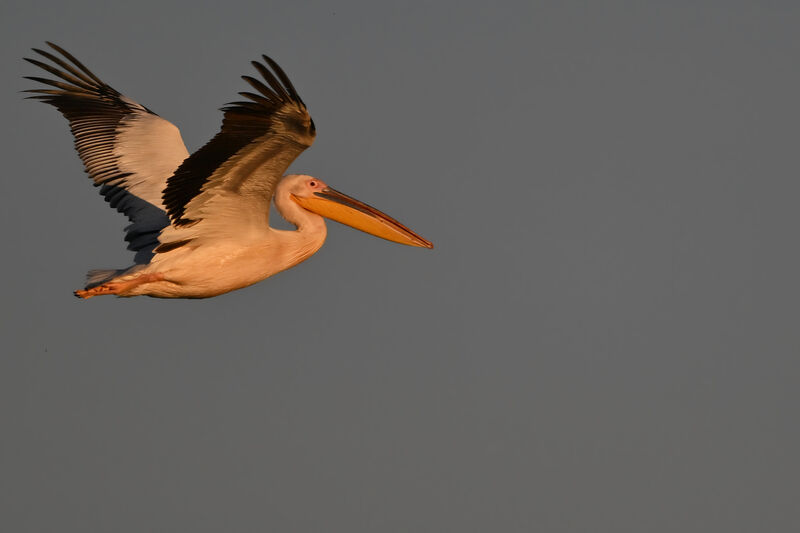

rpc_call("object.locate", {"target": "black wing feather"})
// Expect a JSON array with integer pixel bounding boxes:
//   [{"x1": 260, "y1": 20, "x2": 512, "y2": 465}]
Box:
[
  {"x1": 31, "y1": 47, "x2": 99, "y2": 87},
  {"x1": 250, "y1": 61, "x2": 291, "y2": 102},
  {"x1": 44, "y1": 41, "x2": 106, "y2": 85},
  {"x1": 261, "y1": 55, "x2": 305, "y2": 106}
]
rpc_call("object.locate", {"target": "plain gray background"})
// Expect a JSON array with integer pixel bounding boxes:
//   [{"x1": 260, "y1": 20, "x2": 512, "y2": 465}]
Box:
[{"x1": 2, "y1": 1, "x2": 799, "y2": 531}]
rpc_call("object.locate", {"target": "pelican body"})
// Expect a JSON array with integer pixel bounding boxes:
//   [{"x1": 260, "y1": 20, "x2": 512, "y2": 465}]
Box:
[{"x1": 24, "y1": 43, "x2": 432, "y2": 298}]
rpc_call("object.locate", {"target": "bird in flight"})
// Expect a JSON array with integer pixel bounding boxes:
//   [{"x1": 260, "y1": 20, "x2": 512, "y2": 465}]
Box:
[{"x1": 25, "y1": 42, "x2": 432, "y2": 299}]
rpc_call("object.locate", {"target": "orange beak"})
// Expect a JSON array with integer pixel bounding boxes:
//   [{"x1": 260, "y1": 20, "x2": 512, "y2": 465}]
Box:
[{"x1": 292, "y1": 188, "x2": 433, "y2": 248}]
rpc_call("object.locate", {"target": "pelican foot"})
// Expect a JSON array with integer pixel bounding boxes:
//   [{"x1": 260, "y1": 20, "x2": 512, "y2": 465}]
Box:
[{"x1": 74, "y1": 273, "x2": 164, "y2": 299}]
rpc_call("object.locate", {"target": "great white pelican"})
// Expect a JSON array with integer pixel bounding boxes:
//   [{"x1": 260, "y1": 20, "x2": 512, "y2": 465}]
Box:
[{"x1": 24, "y1": 42, "x2": 432, "y2": 299}]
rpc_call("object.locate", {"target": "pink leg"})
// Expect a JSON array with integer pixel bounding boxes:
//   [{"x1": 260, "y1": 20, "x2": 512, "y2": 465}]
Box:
[{"x1": 74, "y1": 273, "x2": 164, "y2": 299}]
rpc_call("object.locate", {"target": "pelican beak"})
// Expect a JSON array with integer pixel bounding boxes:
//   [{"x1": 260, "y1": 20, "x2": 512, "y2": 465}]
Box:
[{"x1": 292, "y1": 188, "x2": 433, "y2": 248}]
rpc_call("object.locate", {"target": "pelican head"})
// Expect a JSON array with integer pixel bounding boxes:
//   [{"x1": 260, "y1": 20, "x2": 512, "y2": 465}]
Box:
[{"x1": 281, "y1": 174, "x2": 433, "y2": 248}]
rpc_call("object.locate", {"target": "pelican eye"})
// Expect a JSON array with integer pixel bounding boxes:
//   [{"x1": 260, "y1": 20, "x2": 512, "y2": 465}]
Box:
[{"x1": 309, "y1": 181, "x2": 317, "y2": 187}]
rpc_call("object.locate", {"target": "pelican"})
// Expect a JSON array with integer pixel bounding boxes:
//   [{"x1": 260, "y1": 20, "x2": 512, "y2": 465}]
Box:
[{"x1": 24, "y1": 42, "x2": 432, "y2": 299}]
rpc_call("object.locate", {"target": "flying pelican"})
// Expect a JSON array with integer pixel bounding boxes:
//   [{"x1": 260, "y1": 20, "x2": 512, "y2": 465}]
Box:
[{"x1": 24, "y1": 43, "x2": 432, "y2": 299}]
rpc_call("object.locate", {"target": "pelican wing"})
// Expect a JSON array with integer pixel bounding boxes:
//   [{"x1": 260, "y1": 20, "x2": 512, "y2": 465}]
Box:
[
  {"x1": 161, "y1": 55, "x2": 315, "y2": 238},
  {"x1": 24, "y1": 42, "x2": 190, "y2": 263}
]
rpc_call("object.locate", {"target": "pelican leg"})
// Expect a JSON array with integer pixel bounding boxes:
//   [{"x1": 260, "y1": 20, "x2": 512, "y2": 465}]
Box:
[{"x1": 74, "y1": 273, "x2": 164, "y2": 299}]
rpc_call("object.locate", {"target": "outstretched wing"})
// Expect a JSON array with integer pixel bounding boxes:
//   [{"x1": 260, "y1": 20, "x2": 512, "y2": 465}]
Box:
[
  {"x1": 24, "y1": 42, "x2": 190, "y2": 263},
  {"x1": 160, "y1": 54, "x2": 315, "y2": 239}
]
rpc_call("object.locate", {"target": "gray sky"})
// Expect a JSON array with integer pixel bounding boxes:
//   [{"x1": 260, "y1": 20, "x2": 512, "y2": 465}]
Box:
[{"x1": 2, "y1": 1, "x2": 799, "y2": 531}]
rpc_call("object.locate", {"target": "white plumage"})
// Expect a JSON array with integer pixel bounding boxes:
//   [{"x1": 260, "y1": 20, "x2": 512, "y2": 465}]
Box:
[{"x1": 25, "y1": 42, "x2": 431, "y2": 299}]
